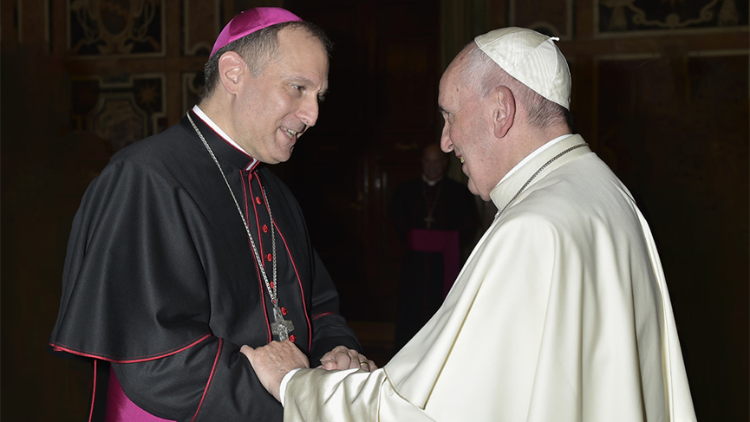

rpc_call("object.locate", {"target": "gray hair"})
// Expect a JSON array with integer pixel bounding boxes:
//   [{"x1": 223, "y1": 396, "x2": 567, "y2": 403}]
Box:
[
  {"x1": 200, "y1": 21, "x2": 332, "y2": 101},
  {"x1": 459, "y1": 43, "x2": 572, "y2": 130}
]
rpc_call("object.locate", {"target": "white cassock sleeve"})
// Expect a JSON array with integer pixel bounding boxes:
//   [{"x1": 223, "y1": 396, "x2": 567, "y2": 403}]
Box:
[
  {"x1": 282, "y1": 145, "x2": 696, "y2": 422},
  {"x1": 282, "y1": 211, "x2": 567, "y2": 422},
  {"x1": 283, "y1": 367, "x2": 440, "y2": 422}
]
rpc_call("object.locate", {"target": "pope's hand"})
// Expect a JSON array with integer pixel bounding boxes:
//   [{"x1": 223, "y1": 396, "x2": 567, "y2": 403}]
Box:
[
  {"x1": 319, "y1": 345, "x2": 378, "y2": 372},
  {"x1": 241, "y1": 341, "x2": 309, "y2": 402}
]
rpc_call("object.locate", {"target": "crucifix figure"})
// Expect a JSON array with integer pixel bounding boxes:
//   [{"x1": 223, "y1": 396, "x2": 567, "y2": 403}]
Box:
[
  {"x1": 424, "y1": 212, "x2": 436, "y2": 229},
  {"x1": 271, "y1": 305, "x2": 295, "y2": 341}
]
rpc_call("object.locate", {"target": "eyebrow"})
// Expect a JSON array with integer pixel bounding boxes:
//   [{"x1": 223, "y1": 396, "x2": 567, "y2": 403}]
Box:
[{"x1": 289, "y1": 76, "x2": 328, "y2": 96}]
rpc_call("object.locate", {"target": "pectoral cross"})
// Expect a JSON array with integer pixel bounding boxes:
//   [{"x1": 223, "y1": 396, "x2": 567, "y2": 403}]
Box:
[
  {"x1": 424, "y1": 212, "x2": 435, "y2": 229},
  {"x1": 271, "y1": 305, "x2": 295, "y2": 341}
]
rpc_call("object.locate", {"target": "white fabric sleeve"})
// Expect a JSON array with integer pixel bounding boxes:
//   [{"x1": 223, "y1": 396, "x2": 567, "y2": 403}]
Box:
[
  {"x1": 283, "y1": 367, "x2": 436, "y2": 421},
  {"x1": 279, "y1": 368, "x2": 301, "y2": 406}
]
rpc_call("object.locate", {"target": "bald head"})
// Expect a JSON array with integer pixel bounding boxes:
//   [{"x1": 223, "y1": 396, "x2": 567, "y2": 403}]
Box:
[{"x1": 422, "y1": 144, "x2": 448, "y2": 182}]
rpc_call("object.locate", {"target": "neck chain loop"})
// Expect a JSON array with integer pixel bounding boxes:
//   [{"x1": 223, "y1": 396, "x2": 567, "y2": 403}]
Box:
[
  {"x1": 187, "y1": 114, "x2": 279, "y2": 306},
  {"x1": 498, "y1": 143, "x2": 587, "y2": 217}
]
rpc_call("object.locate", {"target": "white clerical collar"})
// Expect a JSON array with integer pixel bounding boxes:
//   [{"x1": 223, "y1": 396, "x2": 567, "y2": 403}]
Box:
[
  {"x1": 494, "y1": 134, "x2": 573, "y2": 188},
  {"x1": 192, "y1": 105, "x2": 258, "y2": 171},
  {"x1": 422, "y1": 174, "x2": 443, "y2": 186}
]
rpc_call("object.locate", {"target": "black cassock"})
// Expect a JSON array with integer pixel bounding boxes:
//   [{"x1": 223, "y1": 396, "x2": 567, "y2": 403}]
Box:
[
  {"x1": 48, "y1": 110, "x2": 361, "y2": 421},
  {"x1": 389, "y1": 177, "x2": 477, "y2": 352}
]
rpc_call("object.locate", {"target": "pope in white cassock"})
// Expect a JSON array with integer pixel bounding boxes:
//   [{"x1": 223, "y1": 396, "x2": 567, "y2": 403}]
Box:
[{"x1": 243, "y1": 27, "x2": 697, "y2": 422}]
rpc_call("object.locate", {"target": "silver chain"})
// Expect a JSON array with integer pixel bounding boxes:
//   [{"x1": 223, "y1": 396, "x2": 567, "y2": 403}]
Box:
[
  {"x1": 498, "y1": 143, "x2": 587, "y2": 217},
  {"x1": 187, "y1": 114, "x2": 279, "y2": 305},
  {"x1": 422, "y1": 182, "x2": 442, "y2": 216}
]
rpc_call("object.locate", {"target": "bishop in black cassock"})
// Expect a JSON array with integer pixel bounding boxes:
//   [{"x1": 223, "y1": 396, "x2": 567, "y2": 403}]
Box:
[
  {"x1": 388, "y1": 144, "x2": 478, "y2": 352},
  {"x1": 48, "y1": 8, "x2": 363, "y2": 422}
]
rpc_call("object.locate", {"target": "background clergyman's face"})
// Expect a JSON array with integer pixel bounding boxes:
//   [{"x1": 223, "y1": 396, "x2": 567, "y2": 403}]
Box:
[{"x1": 422, "y1": 145, "x2": 448, "y2": 181}]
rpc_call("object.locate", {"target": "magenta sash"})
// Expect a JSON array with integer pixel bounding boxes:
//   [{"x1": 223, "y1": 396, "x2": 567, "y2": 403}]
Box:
[
  {"x1": 406, "y1": 229, "x2": 461, "y2": 297},
  {"x1": 105, "y1": 366, "x2": 175, "y2": 422}
]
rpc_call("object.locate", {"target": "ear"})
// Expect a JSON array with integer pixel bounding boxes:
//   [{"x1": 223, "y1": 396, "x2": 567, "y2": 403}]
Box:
[
  {"x1": 492, "y1": 85, "x2": 516, "y2": 139},
  {"x1": 217, "y1": 52, "x2": 247, "y2": 96}
]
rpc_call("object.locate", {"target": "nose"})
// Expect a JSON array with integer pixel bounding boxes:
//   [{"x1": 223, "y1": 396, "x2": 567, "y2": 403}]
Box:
[
  {"x1": 298, "y1": 97, "x2": 320, "y2": 129},
  {"x1": 440, "y1": 122, "x2": 453, "y2": 153}
]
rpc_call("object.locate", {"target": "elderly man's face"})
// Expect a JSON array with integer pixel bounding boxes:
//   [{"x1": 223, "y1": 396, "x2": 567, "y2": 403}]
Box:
[
  {"x1": 231, "y1": 27, "x2": 328, "y2": 164},
  {"x1": 438, "y1": 65, "x2": 496, "y2": 201}
]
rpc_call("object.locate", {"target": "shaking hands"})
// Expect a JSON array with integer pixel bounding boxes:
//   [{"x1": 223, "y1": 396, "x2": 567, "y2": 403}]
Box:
[{"x1": 241, "y1": 341, "x2": 378, "y2": 402}]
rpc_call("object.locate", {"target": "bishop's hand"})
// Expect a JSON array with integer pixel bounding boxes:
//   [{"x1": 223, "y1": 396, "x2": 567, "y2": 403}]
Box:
[{"x1": 241, "y1": 341, "x2": 309, "y2": 401}]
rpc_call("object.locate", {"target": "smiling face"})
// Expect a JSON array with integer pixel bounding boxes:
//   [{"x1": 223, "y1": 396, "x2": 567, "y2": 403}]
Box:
[
  {"x1": 438, "y1": 63, "x2": 499, "y2": 201},
  {"x1": 230, "y1": 27, "x2": 328, "y2": 164}
]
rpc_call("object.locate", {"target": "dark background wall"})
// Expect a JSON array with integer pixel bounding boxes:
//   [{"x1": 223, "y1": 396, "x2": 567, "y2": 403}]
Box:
[{"x1": 2, "y1": 0, "x2": 747, "y2": 420}]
